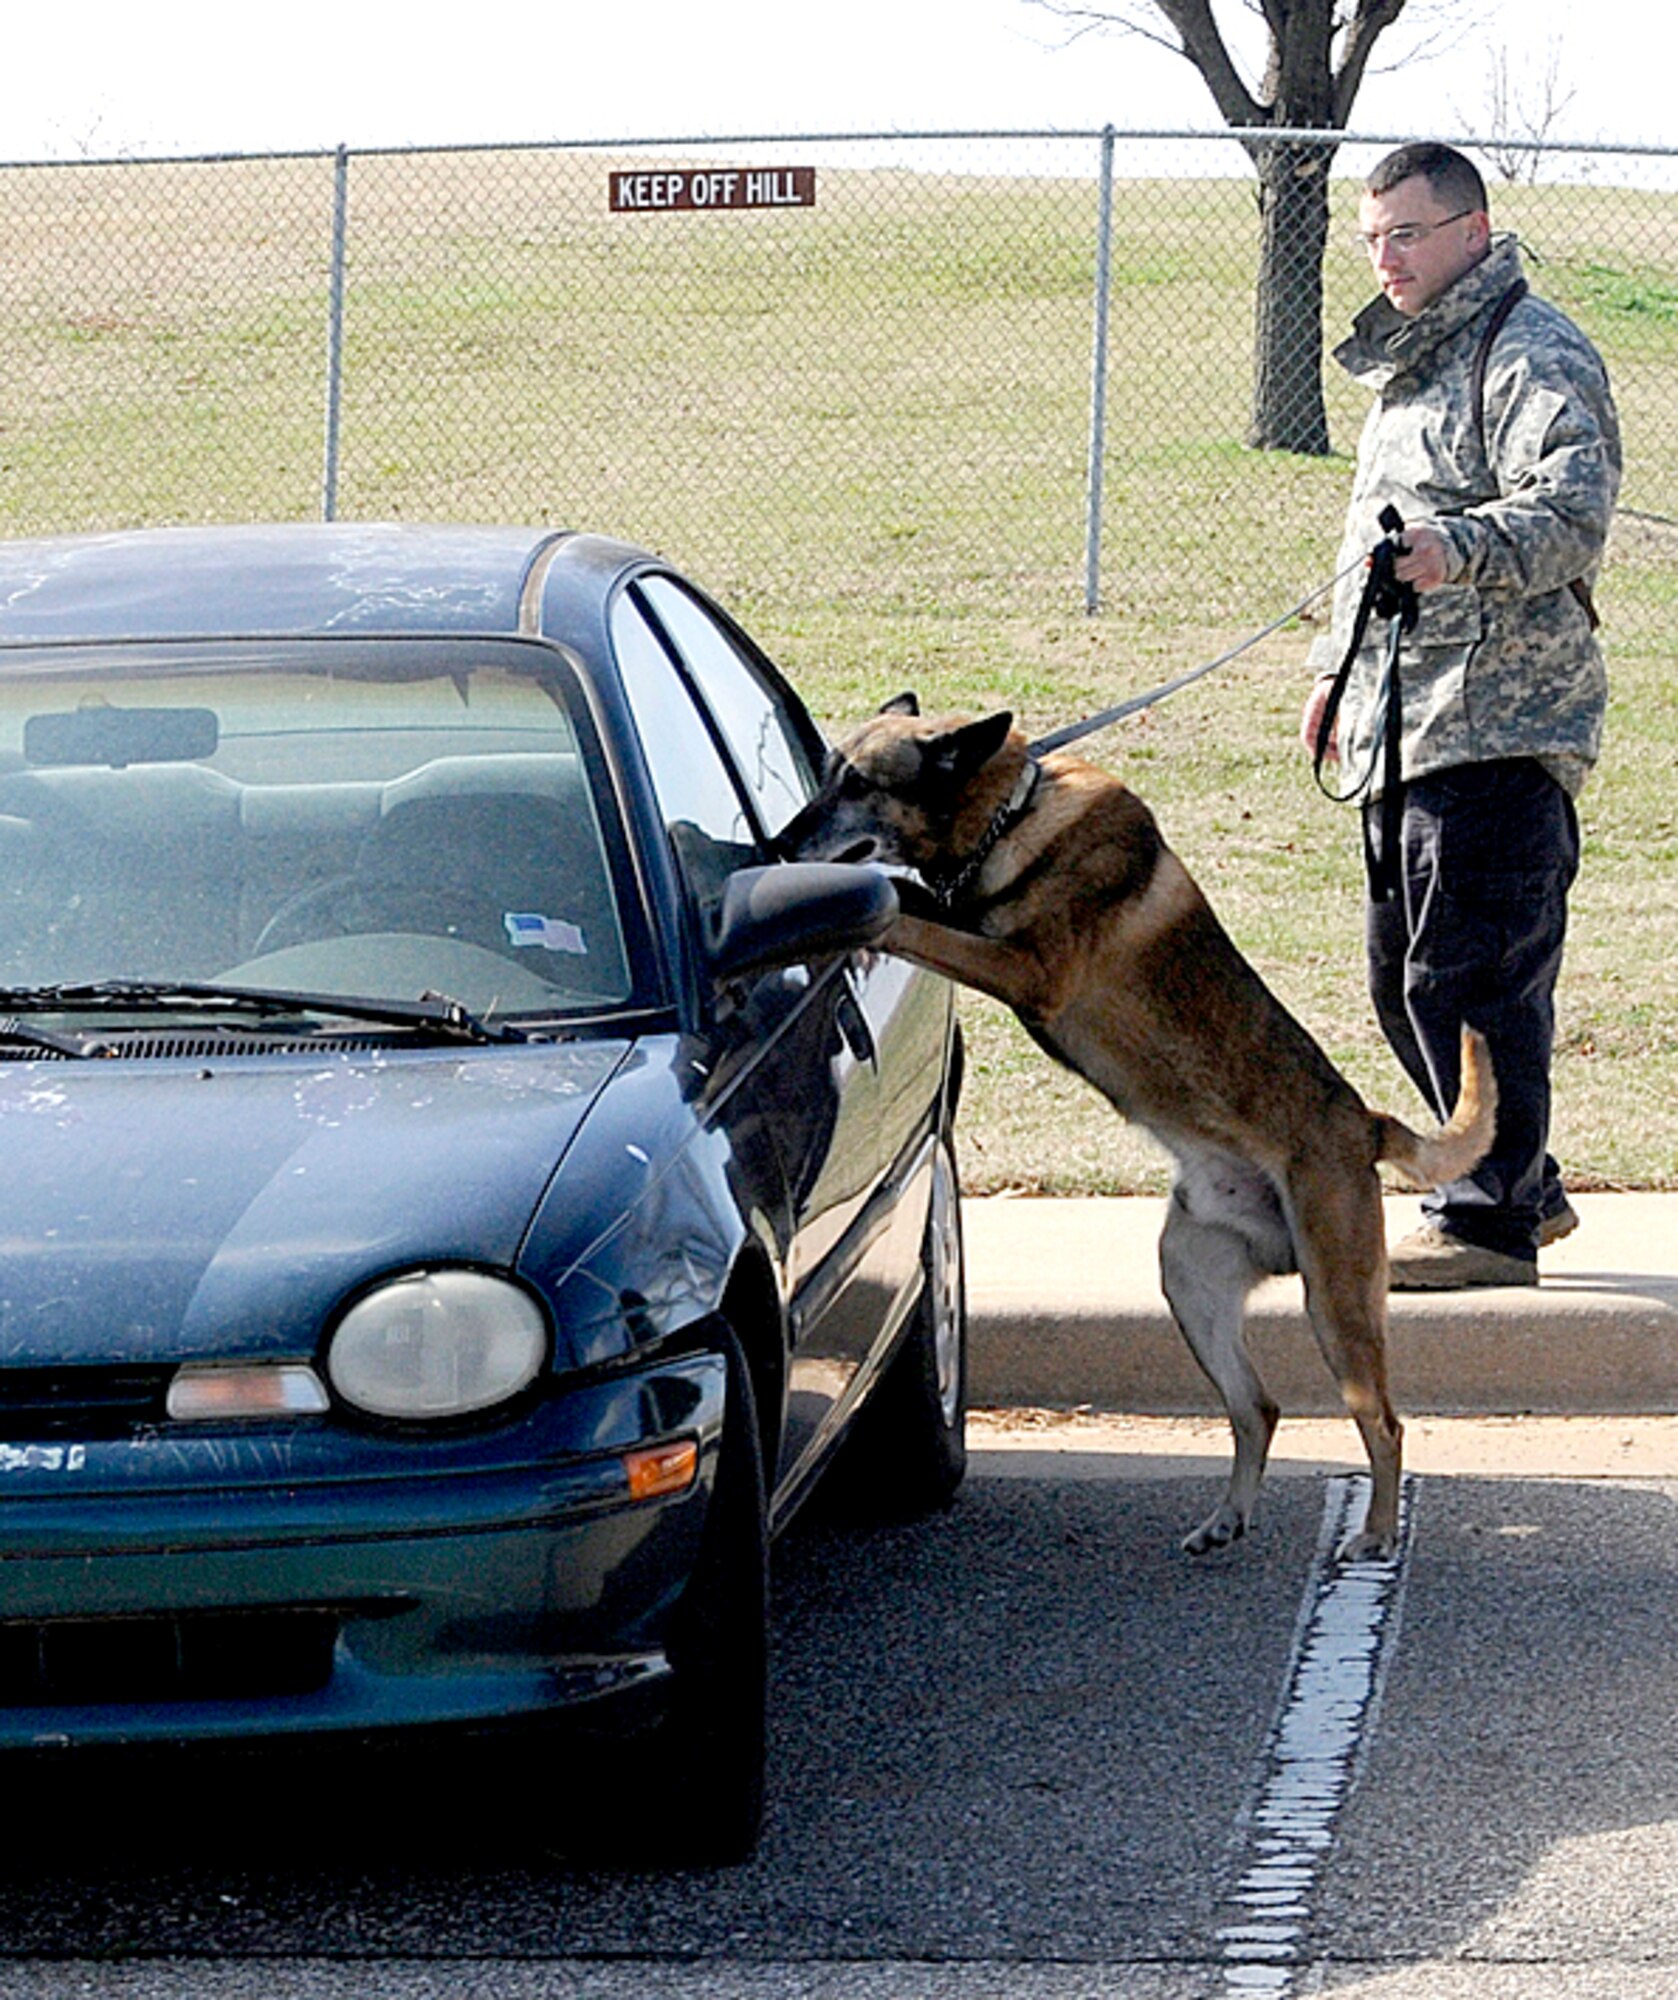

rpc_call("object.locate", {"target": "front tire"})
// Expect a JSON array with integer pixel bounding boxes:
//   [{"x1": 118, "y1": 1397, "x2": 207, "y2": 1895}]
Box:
[
  {"x1": 655, "y1": 1327, "x2": 769, "y2": 1864},
  {"x1": 846, "y1": 1132, "x2": 967, "y2": 1516}
]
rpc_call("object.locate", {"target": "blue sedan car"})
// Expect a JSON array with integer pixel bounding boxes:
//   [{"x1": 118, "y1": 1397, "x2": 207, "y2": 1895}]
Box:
[{"x1": 0, "y1": 524, "x2": 964, "y2": 1861}]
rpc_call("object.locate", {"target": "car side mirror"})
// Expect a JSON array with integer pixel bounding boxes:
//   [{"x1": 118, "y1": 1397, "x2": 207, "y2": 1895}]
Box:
[{"x1": 710, "y1": 862, "x2": 898, "y2": 983}]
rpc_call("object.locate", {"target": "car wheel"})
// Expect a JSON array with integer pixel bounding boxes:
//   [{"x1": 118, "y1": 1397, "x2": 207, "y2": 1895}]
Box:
[
  {"x1": 846, "y1": 1131, "x2": 968, "y2": 1516},
  {"x1": 650, "y1": 1326, "x2": 770, "y2": 1865}
]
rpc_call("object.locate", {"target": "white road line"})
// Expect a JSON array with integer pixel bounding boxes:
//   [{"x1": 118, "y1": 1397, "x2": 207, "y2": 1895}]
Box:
[{"x1": 1215, "y1": 1473, "x2": 1417, "y2": 1995}]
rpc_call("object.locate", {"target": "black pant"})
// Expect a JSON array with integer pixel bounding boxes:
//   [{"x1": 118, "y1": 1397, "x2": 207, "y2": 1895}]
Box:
[{"x1": 1365, "y1": 758, "x2": 1580, "y2": 1262}]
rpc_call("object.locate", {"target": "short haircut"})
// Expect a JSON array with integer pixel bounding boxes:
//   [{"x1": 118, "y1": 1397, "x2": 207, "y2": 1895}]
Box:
[{"x1": 1366, "y1": 142, "x2": 1488, "y2": 215}]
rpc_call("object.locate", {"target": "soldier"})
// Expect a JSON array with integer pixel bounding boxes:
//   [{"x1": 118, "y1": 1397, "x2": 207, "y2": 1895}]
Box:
[{"x1": 1301, "y1": 141, "x2": 1621, "y2": 1288}]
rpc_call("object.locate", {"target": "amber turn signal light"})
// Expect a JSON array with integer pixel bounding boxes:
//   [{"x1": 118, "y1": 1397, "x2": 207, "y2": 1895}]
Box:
[{"x1": 623, "y1": 1437, "x2": 700, "y2": 1502}]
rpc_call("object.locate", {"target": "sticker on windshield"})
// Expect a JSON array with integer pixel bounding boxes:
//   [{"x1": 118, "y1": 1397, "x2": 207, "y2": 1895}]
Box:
[{"x1": 504, "y1": 912, "x2": 587, "y2": 955}]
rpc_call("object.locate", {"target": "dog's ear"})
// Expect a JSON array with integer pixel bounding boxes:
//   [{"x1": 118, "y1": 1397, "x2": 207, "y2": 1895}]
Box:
[
  {"x1": 880, "y1": 691, "x2": 920, "y2": 717},
  {"x1": 924, "y1": 710, "x2": 1014, "y2": 787}
]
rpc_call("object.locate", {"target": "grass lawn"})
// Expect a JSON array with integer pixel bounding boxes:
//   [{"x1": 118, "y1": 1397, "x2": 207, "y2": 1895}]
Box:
[{"x1": 3, "y1": 148, "x2": 1674, "y2": 1190}]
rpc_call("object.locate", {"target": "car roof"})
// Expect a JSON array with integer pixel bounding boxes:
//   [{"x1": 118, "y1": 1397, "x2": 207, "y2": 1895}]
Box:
[{"x1": 0, "y1": 523, "x2": 655, "y2": 645}]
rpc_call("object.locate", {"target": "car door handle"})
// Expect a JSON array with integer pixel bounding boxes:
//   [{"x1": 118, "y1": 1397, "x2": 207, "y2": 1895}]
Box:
[{"x1": 835, "y1": 978, "x2": 877, "y2": 1070}]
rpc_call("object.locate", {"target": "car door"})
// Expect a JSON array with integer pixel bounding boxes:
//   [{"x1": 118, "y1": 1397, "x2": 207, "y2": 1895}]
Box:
[{"x1": 613, "y1": 581, "x2": 947, "y2": 1496}]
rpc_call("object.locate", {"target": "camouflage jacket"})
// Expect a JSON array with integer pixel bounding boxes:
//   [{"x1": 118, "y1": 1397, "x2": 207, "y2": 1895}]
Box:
[{"x1": 1308, "y1": 235, "x2": 1621, "y2": 798}]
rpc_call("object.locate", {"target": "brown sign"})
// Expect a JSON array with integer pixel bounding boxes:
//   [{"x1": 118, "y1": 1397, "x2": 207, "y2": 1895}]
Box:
[{"x1": 609, "y1": 167, "x2": 816, "y2": 214}]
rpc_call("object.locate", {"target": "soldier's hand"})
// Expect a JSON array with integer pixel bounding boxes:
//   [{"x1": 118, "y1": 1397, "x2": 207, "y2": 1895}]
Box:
[
  {"x1": 1391, "y1": 524, "x2": 1456, "y2": 593},
  {"x1": 1300, "y1": 678, "x2": 1338, "y2": 760}
]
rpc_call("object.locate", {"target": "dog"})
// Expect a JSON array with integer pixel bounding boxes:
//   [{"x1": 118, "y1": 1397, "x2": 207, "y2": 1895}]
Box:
[{"x1": 780, "y1": 694, "x2": 1495, "y2": 1560}]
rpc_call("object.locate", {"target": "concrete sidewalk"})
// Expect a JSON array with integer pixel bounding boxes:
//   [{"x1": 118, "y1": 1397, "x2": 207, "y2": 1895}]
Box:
[{"x1": 964, "y1": 1191, "x2": 1678, "y2": 1417}]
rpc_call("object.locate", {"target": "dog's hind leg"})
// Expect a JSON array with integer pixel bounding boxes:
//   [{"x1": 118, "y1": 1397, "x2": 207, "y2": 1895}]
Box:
[
  {"x1": 1158, "y1": 1188, "x2": 1279, "y2": 1555},
  {"x1": 1287, "y1": 1164, "x2": 1403, "y2": 1562}
]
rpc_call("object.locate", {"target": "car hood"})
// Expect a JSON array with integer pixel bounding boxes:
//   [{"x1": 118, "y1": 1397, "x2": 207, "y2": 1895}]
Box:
[{"x1": 0, "y1": 1040, "x2": 630, "y2": 1366}]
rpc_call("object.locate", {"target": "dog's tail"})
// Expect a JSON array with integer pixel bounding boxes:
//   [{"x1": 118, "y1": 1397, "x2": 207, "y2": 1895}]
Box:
[{"x1": 1372, "y1": 1027, "x2": 1497, "y2": 1191}]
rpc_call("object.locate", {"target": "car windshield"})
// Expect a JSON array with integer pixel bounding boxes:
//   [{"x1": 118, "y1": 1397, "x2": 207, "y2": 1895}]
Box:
[{"x1": 0, "y1": 638, "x2": 638, "y2": 1024}]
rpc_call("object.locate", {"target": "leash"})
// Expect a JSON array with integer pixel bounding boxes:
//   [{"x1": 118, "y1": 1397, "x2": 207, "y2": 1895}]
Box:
[
  {"x1": 1021, "y1": 515, "x2": 1417, "y2": 904},
  {"x1": 1310, "y1": 504, "x2": 1417, "y2": 903},
  {"x1": 932, "y1": 523, "x2": 1415, "y2": 912},
  {"x1": 1027, "y1": 557, "x2": 1367, "y2": 759}
]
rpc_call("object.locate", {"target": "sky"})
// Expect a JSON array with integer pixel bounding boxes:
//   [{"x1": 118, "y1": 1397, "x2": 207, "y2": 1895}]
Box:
[{"x1": 5, "y1": 0, "x2": 1673, "y2": 166}]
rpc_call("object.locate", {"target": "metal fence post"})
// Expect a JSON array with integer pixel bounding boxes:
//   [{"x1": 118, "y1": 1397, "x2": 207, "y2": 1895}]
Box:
[
  {"x1": 1084, "y1": 124, "x2": 1116, "y2": 616},
  {"x1": 321, "y1": 144, "x2": 350, "y2": 522}
]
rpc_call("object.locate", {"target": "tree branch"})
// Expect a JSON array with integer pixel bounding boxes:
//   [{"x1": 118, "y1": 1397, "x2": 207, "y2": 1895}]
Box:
[
  {"x1": 1150, "y1": 0, "x2": 1265, "y2": 125},
  {"x1": 1021, "y1": 1, "x2": 1197, "y2": 64},
  {"x1": 1030, "y1": 0, "x2": 1420, "y2": 134},
  {"x1": 1333, "y1": 0, "x2": 1410, "y2": 125}
]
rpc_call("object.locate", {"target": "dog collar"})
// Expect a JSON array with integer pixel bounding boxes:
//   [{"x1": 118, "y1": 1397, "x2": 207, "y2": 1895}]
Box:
[{"x1": 932, "y1": 758, "x2": 1041, "y2": 909}]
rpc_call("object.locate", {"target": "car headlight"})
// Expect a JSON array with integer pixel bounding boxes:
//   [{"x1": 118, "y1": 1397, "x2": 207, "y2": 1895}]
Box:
[{"x1": 327, "y1": 1269, "x2": 548, "y2": 1419}]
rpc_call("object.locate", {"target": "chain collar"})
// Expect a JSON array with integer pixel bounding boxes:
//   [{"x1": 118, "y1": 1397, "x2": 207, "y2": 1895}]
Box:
[{"x1": 928, "y1": 759, "x2": 1041, "y2": 909}]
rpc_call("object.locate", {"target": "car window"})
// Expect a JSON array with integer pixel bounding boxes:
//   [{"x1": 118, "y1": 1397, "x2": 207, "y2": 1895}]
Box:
[
  {"x1": 0, "y1": 638, "x2": 637, "y2": 1020},
  {"x1": 635, "y1": 577, "x2": 818, "y2": 839},
  {"x1": 610, "y1": 593, "x2": 760, "y2": 925}
]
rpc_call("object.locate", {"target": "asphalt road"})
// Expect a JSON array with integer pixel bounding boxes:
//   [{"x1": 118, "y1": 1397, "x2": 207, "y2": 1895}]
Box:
[{"x1": 4, "y1": 1422, "x2": 1678, "y2": 2000}]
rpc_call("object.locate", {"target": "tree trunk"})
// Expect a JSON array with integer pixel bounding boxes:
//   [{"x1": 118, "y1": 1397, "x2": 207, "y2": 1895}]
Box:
[
  {"x1": 1050, "y1": 0, "x2": 1411, "y2": 454},
  {"x1": 1247, "y1": 135, "x2": 1336, "y2": 455}
]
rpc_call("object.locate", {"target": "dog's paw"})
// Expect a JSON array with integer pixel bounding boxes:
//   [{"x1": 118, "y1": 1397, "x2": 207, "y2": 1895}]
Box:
[
  {"x1": 1182, "y1": 1505, "x2": 1248, "y2": 1556},
  {"x1": 1336, "y1": 1527, "x2": 1399, "y2": 1565},
  {"x1": 888, "y1": 873, "x2": 944, "y2": 922}
]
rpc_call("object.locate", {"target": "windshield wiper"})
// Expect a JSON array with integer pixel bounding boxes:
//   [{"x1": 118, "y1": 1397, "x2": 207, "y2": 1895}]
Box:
[
  {"x1": 0, "y1": 1014, "x2": 110, "y2": 1060},
  {"x1": 0, "y1": 980, "x2": 529, "y2": 1046}
]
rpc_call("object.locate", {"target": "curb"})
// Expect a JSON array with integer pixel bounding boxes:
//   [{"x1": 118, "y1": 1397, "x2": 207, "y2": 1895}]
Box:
[{"x1": 963, "y1": 1191, "x2": 1678, "y2": 1418}]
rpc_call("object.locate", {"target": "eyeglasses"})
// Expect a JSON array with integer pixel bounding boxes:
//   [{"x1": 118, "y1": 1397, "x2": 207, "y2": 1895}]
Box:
[{"x1": 1353, "y1": 210, "x2": 1475, "y2": 256}]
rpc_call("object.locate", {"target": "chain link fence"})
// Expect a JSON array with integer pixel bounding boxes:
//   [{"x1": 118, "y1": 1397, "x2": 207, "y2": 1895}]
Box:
[{"x1": 2, "y1": 129, "x2": 1674, "y2": 637}]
